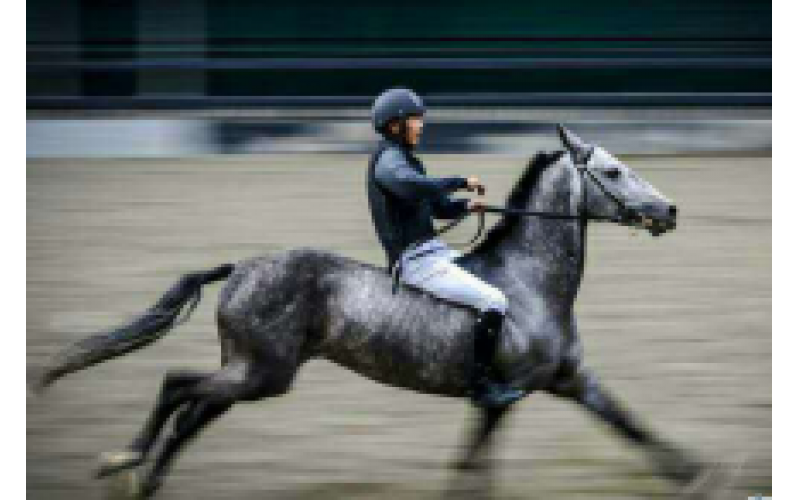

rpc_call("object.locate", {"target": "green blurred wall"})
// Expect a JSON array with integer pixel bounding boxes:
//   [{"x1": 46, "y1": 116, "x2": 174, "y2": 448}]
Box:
[{"x1": 28, "y1": 0, "x2": 770, "y2": 104}]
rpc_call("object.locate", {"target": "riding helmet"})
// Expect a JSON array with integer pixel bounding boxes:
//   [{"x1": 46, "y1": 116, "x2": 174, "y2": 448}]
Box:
[{"x1": 371, "y1": 87, "x2": 425, "y2": 133}]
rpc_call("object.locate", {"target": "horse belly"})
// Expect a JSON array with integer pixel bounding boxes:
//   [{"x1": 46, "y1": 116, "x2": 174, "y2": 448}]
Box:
[
  {"x1": 320, "y1": 325, "x2": 472, "y2": 397},
  {"x1": 318, "y1": 304, "x2": 474, "y2": 396}
]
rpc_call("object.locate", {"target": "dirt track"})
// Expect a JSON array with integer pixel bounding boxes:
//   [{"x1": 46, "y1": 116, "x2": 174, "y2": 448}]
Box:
[{"x1": 27, "y1": 154, "x2": 771, "y2": 499}]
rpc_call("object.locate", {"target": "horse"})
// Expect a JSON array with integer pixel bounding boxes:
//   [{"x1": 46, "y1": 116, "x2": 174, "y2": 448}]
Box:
[{"x1": 34, "y1": 126, "x2": 710, "y2": 497}]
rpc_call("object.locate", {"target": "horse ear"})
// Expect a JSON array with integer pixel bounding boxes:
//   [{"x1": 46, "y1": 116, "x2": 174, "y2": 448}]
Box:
[{"x1": 557, "y1": 124, "x2": 592, "y2": 164}]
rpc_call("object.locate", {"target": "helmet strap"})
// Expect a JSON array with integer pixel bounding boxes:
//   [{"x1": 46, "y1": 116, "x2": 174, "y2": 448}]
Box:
[
  {"x1": 398, "y1": 118, "x2": 410, "y2": 147},
  {"x1": 383, "y1": 117, "x2": 412, "y2": 148}
]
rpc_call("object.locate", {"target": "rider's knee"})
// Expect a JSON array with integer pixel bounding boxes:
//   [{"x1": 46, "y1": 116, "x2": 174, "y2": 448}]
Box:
[{"x1": 482, "y1": 288, "x2": 508, "y2": 315}]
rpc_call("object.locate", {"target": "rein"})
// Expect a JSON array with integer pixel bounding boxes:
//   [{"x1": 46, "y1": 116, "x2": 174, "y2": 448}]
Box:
[
  {"x1": 390, "y1": 152, "x2": 641, "y2": 294},
  {"x1": 439, "y1": 159, "x2": 639, "y2": 249}
]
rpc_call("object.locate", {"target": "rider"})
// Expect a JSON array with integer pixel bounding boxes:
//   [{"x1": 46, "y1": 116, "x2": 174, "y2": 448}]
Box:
[{"x1": 366, "y1": 87, "x2": 524, "y2": 408}]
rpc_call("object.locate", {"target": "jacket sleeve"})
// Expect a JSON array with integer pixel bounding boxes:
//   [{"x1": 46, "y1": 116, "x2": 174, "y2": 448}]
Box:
[
  {"x1": 431, "y1": 194, "x2": 470, "y2": 220},
  {"x1": 374, "y1": 149, "x2": 468, "y2": 203}
]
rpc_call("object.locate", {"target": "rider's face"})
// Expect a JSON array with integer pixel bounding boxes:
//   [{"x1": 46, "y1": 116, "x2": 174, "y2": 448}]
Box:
[{"x1": 405, "y1": 116, "x2": 423, "y2": 147}]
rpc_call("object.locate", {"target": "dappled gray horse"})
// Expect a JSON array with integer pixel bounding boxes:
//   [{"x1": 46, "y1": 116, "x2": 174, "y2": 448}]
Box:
[{"x1": 36, "y1": 126, "x2": 706, "y2": 497}]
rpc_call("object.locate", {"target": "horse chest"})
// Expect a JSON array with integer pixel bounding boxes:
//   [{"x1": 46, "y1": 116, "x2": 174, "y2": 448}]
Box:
[{"x1": 501, "y1": 314, "x2": 571, "y2": 388}]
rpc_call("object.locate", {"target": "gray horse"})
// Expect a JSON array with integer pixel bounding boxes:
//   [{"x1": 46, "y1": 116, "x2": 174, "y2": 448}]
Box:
[{"x1": 35, "y1": 126, "x2": 708, "y2": 497}]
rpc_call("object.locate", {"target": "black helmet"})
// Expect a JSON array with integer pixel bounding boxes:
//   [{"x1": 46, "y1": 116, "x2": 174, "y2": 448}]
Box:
[{"x1": 371, "y1": 87, "x2": 425, "y2": 133}]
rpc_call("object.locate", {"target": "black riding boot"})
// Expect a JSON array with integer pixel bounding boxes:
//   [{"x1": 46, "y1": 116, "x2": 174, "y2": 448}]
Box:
[{"x1": 469, "y1": 309, "x2": 525, "y2": 408}]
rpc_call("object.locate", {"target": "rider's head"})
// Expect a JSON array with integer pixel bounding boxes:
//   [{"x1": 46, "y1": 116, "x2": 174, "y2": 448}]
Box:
[{"x1": 371, "y1": 87, "x2": 425, "y2": 148}]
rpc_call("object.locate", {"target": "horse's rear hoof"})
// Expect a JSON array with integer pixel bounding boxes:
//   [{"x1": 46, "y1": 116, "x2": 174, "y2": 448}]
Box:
[
  {"x1": 96, "y1": 450, "x2": 145, "y2": 479},
  {"x1": 107, "y1": 469, "x2": 160, "y2": 499},
  {"x1": 102, "y1": 469, "x2": 144, "y2": 499}
]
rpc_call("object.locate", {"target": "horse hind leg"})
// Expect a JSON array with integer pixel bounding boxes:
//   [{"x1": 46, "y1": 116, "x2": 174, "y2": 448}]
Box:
[
  {"x1": 96, "y1": 369, "x2": 209, "y2": 479},
  {"x1": 136, "y1": 399, "x2": 232, "y2": 497},
  {"x1": 136, "y1": 360, "x2": 297, "y2": 497}
]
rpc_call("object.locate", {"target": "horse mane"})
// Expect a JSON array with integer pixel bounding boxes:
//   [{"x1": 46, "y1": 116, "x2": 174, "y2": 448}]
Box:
[{"x1": 469, "y1": 149, "x2": 566, "y2": 255}]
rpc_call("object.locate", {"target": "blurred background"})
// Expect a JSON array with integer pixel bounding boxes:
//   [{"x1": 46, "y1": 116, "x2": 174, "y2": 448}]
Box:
[
  {"x1": 28, "y1": 1, "x2": 771, "y2": 499},
  {"x1": 28, "y1": 0, "x2": 770, "y2": 156}
]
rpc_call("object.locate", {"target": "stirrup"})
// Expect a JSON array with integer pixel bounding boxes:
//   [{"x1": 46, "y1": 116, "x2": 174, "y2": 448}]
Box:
[{"x1": 469, "y1": 378, "x2": 525, "y2": 408}]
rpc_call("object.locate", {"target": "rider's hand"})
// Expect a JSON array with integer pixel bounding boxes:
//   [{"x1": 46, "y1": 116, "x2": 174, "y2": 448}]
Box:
[
  {"x1": 466, "y1": 176, "x2": 486, "y2": 196},
  {"x1": 468, "y1": 199, "x2": 488, "y2": 213}
]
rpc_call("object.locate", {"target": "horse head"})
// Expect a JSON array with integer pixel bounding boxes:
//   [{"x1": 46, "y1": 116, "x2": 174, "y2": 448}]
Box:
[{"x1": 558, "y1": 125, "x2": 678, "y2": 236}]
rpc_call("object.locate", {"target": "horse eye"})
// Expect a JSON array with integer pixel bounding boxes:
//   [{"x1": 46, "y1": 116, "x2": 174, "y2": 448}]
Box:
[{"x1": 605, "y1": 168, "x2": 621, "y2": 180}]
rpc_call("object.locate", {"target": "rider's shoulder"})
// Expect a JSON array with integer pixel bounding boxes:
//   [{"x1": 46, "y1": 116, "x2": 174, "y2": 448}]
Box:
[{"x1": 375, "y1": 143, "x2": 407, "y2": 166}]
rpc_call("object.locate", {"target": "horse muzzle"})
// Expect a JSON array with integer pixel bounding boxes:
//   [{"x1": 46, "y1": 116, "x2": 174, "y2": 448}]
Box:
[
  {"x1": 635, "y1": 203, "x2": 678, "y2": 237},
  {"x1": 623, "y1": 203, "x2": 677, "y2": 237}
]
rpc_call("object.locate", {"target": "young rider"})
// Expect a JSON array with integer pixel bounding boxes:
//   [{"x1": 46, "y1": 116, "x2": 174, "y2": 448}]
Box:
[{"x1": 366, "y1": 87, "x2": 524, "y2": 408}]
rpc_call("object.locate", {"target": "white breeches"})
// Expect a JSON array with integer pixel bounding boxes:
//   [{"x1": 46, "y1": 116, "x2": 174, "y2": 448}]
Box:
[{"x1": 396, "y1": 239, "x2": 508, "y2": 314}]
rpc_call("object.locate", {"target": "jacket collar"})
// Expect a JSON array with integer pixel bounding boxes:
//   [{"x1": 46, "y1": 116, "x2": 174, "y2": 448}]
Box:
[{"x1": 380, "y1": 135, "x2": 416, "y2": 154}]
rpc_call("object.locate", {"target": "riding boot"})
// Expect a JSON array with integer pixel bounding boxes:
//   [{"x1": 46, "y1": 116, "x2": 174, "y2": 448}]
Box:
[{"x1": 469, "y1": 309, "x2": 525, "y2": 408}]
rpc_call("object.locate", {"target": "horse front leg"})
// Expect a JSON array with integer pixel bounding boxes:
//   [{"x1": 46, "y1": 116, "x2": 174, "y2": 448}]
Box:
[
  {"x1": 547, "y1": 368, "x2": 704, "y2": 485},
  {"x1": 445, "y1": 404, "x2": 513, "y2": 500},
  {"x1": 453, "y1": 404, "x2": 513, "y2": 470}
]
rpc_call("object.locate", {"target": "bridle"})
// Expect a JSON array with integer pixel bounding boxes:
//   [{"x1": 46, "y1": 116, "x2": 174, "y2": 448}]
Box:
[{"x1": 435, "y1": 147, "x2": 643, "y2": 247}]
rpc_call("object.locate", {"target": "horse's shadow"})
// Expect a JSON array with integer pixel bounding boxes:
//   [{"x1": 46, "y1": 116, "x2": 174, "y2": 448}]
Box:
[
  {"x1": 99, "y1": 454, "x2": 741, "y2": 500},
  {"x1": 102, "y1": 472, "x2": 489, "y2": 500}
]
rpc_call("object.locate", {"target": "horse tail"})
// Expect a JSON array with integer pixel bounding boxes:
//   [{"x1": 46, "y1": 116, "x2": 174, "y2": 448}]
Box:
[{"x1": 32, "y1": 263, "x2": 235, "y2": 393}]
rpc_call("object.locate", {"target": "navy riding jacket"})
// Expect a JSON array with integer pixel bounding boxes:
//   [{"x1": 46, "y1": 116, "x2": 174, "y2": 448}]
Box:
[{"x1": 367, "y1": 139, "x2": 470, "y2": 269}]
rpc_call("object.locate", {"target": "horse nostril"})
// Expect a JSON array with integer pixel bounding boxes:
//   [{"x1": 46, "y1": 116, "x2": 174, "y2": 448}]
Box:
[{"x1": 668, "y1": 205, "x2": 678, "y2": 218}]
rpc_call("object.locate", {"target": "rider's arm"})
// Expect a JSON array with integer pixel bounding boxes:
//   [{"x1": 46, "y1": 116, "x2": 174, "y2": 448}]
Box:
[
  {"x1": 430, "y1": 194, "x2": 470, "y2": 220},
  {"x1": 374, "y1": 149, "x2": 468, "y2": 203}
]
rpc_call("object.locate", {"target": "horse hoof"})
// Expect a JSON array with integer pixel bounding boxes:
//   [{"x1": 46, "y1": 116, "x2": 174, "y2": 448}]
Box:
[
  {"x1": 96, "y1": 450, "x2": 145, "y2": 479},
  {"x1": 679, "y1": 455, "x2": 746, "y2": 499},
  {"x1": 28, "y1": 369, "x2": 53, "y2": 396},
  {"x1": 101, "y1": 469, "x2": 144, "y2": 499},
  {"x1": 104, "y1": 469, "x2": 161, "y2": 499},
  {"x1": 451, "y1": 456, "x2": 489, "y2": 472},
  {"x1": 137, "y1": 473, "x2": 163, "y2": 498}
]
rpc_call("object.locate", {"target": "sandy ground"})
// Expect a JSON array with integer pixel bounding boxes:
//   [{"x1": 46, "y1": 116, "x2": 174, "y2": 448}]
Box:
[{"x1": 27, "y1": 154, "x2": 771, "y2": 499}]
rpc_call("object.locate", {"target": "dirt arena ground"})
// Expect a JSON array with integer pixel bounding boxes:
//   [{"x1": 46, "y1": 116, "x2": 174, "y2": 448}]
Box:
[{"x1": 27, "y1": 153, "x2": 771, "y2": 499}]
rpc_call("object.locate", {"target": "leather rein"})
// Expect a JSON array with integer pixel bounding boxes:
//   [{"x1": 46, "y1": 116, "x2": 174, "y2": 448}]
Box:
[{"x1": 435, "y1": 154, "x2": 642, "y2": 248}]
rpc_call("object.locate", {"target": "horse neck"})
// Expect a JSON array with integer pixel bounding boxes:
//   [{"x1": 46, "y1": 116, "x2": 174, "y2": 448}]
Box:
[{"x1": 497, "y1": 157, "x2": 585, "y2": 300}]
